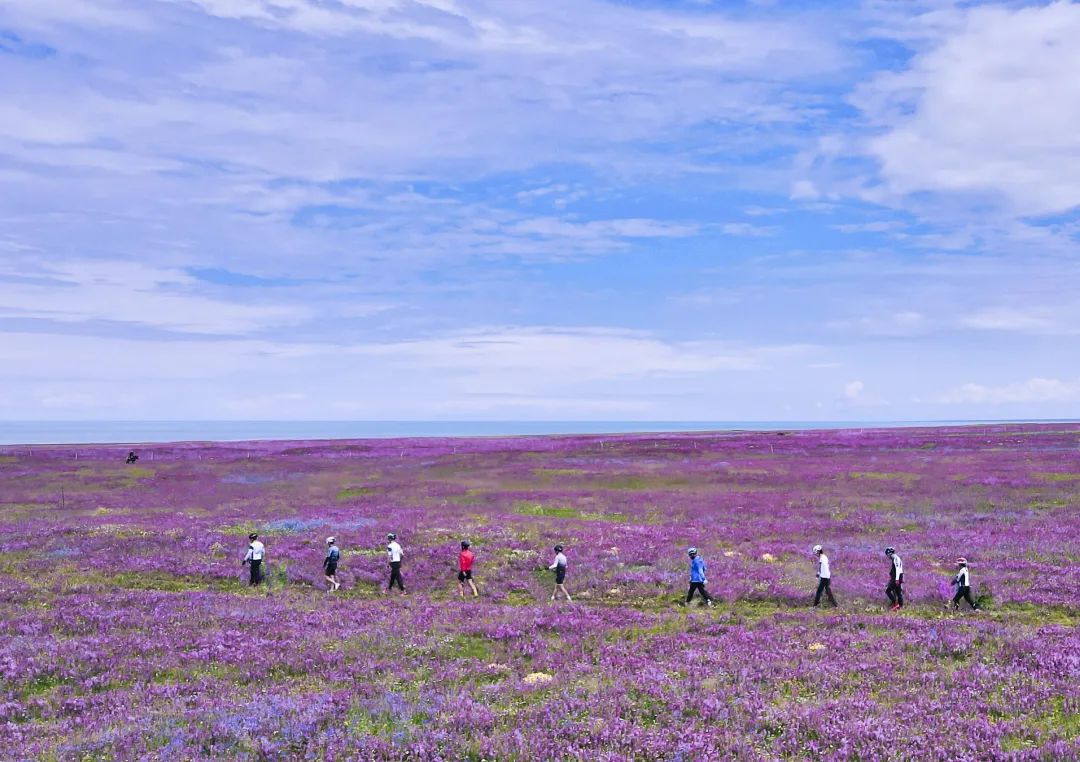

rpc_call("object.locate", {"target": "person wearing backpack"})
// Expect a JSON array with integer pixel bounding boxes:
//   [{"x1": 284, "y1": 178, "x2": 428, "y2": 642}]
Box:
[
  {"x1": 950, "y1": 558, "x2": 980, "y2": 610},
  {"x1": 242, "y1": 533, "x2": 265, "y2": 586},
  {"x1": 324, "y1": 536, "x2": 341, "y2": 592},
  {"x1": 885, "y1": 546, "x2": 904, "y2": 611}
]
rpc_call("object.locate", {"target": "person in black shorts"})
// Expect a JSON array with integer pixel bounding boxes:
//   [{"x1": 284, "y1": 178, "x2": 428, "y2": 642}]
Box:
[
  {"x1": 458, "y1": 540, "x2": 478, "y2": 598},
  {"x1": 548, "y1": 544, "x2": 572, "y2": 602},
  {"x1": 324, "y1": 536, "x2": 341, "y2": 592}
]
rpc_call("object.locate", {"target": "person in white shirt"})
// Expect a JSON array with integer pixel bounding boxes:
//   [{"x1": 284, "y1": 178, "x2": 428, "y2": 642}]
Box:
[
  {"x1": 813, "y1": 544, "x2": 836, "y2": 607},
  {"x1": 548, "y1": 544, "x2": 572, "y2": 602},
  {"x1": 242, "y1": 532, "x2": 265, "y2": 586},
  {"x1": 950, "y1": 557, "x2": 979, "y2": 610},
  {"x1": 885, "y1": 547, "x2": 904, "y2": 611},
  {"x1": 386, "y1": 533, "x2": 407, "y2": 595}
]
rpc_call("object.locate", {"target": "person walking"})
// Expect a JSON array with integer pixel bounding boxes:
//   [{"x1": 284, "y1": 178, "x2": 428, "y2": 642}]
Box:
[
  {"x1": 885, "y1": 546, "x2": 904, "y2": 610},
  {"x1": 813, "y1": 544, "x2": 837, "y2": 607},
  {"x1": 242, "y1": 532, "x2": 265, "y2": 586},
  {"x1": 386, "y1": 533, "x2": 406, "y2": 595},
  {"x1": 685, "y1": 547, "x2": 715, "y2": 607},
  {"x1": 950, "y1": 558, "x2": 980, "y2": 610},
  {"x1": 548, "y1": 544, "x2": 572, "y2": 602},
  {"x1": 458, "y1": 540, "x2": 478, "y2": 598},
  {"x1": 324, "y1": 536, "x2": 341, "y2": 592}
]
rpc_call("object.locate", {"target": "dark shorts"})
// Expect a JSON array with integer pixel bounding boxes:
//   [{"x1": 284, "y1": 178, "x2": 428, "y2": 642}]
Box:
[
  {"x1": 458, "y1": 570, "x2": 472, "y2": 581},
  {"x1": 555, "y1": 568, "x2": 566, "y2": 585},
  {"x1": 325, "y1": 563, "x2": 337, "y2": 576}
]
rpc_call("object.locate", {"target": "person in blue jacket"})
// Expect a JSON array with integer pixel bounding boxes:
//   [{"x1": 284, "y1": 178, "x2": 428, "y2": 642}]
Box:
[
  {"x1": 323, "y1": 536, "x2": 341, "y2": 592},
  {"x1": 685, "y1": 547, "x2": 715, "y2": 607}
]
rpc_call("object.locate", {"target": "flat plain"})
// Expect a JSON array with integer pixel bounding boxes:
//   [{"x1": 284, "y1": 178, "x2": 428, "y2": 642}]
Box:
[{"x1": 1, "y1": 424, "x2": 1078, "y2": 760}]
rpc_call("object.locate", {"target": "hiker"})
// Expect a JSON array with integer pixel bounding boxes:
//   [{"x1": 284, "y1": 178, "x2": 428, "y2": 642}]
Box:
[
  {"x1": 242, "y1": 532, "x2": 265, "y2": 586},
  {"x1": 685, "y1": 547, "x2": 715, "y2": 607},
  {"x1": 125, "y1": 450, "x2": 139, "y2": 464},
  {"x1": 813, "y1": 544, "x2": 837, "y2": 607},
  {"x1": 885, "y1": 547, "x2": 904, "y2": 610},
  {"x1": 386, "y1": 533, "x2": 406, "y2": 595},
  {"x1": 458, "y1": 540, "x2": 478, "y2": 598},
  {"x1": 950, "y1": 558, "x2": 980, "y2": 610},
  {"x1": 324, "y1": 536, "x2": 341, "y2": 592},
  {"x1": 548, "y1": 544, "x2": 572, "y2": 602}
]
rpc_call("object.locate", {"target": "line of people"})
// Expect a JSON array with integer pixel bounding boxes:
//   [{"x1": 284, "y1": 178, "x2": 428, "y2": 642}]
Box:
[
  {"x1": 240, "y1": 533, "x2": 980, "y2": 611},
  {"x1": 811, "y1": 544, "x2": 979, "y2": 611}
]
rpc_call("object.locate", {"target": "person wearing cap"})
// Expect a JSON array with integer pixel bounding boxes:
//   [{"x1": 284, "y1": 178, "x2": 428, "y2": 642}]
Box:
[
  {"x1": 386, "y1": 533, "x2": 406, "y2": 595},
  {"x1": 458, "y1": 540, "x2": 478, "y2": 598},
  {"x1": 950, "y1": 558, "x2": 979, "y2": 610},
  {"x1": 885, "y1": 547, "x2": 904, "y2": 611},
  {"x1": 548, "y1": 544, "x2": 572, "y2": 602},
  {"x1": 685, "y1": 547, "x2": 715, "y2": 607},
  {"x1": 324, "y1": 537, "x2": 341, "y2": 592},
  {"x1": 242, "y1": 533, "x2": 265, "y2": 586},
  {"x1": 813, "y1": 544, "x2": 836, "y2": 607}
]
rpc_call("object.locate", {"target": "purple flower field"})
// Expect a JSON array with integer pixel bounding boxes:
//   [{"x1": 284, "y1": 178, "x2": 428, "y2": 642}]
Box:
[{"x1": 1, "y1": 425, "x2": 1078, "y2": 761}]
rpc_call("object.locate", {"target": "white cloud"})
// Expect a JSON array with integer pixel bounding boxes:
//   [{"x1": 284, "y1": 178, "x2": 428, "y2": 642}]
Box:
[
  {"x1": 355, "y1": 327, "x2": 798, "y2": 387},
  {"x1": 1, "y1": 0, "x2": 846, "y2": 189},
  {"x1": 941, "y1": 378, "x2": 1080, "y2": 405},
  {"x1": 960, "y1": 308, "x2": 1057, "y2": 334},
  {"x1": 843, "y1": 380, "x2": 864, "y2": 400},
  {"x1": 720, "y1": 222, "x2": 777, "y2": 237},
  {"x1": 507, "y1": 218, "x2": 698, "y2": 242},
  {"x1": 0, "y1": 327, "x2": 819, "y2": 419},
  {"x1": 831, "y1": 221, "x2": 904, "y2": 234},
  {"x1": 831, "y1": 311, "x2": 928, "y2": 338},
  {"x1": 0, "y1": 260, "x2": 308, "y2": 334},
  {"x1": 860, "y1": 2, "x2": 1080, "y2": 216}
]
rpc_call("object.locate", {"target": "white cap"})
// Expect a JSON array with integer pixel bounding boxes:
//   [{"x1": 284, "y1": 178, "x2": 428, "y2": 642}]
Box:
[
  {"x1": 326, "y1": 536, "x2": 335, "y2": 544},
  {"x1": 813, "y1": 544, "x2": 823, "y2": 553}
]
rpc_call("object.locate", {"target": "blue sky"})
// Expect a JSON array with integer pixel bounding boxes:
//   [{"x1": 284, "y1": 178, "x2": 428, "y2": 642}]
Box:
[{"x1": 1, "y1": 0, "x2": 1079, "y2": 421}]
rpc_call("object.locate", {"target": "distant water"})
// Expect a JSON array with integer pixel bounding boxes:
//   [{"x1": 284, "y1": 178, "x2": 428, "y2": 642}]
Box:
[{"x1": 0, "y1": 419, "x2": 1070, "y2": 445}]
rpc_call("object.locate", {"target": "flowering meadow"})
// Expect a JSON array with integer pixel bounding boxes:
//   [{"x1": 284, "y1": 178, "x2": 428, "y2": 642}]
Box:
[{"x1": 1, "y1": 424, "x2": 1078, "y2": 761}]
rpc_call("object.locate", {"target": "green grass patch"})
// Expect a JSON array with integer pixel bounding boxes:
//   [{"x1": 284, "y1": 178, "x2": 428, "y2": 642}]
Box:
[
  {"x1": 337, "y1": 486, "x2": 375, "y2": 500},
  {"x1": 595, "y1": 475, "x2": 698, "y2": 490},
  {"x1": 514, "y1": 502, "x2": 581, "y2": 519},
  {"x1": 439, "y1": 633, "x2": 495, "y2": 661},
  {"x1": 849, "y1": 471, "x2": 920, "y2": 487},
  {"x1": 109, "y1": 571, "x2": 235, "y2": 593},
  {"x1": 1033, "y1": 472, "x2": 1080, "y2": 482},
  {"x1": 513, "y1": 501, "x2": 628, "y2": 522},
  {"x1": 1028, "y1": 696, "x2": 1080, "y2": 738}
]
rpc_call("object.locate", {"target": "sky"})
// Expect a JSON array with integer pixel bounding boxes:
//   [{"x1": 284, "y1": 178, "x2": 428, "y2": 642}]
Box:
[{"x1": 1, "y1": 0, "x2": 1079, "y2": 422}]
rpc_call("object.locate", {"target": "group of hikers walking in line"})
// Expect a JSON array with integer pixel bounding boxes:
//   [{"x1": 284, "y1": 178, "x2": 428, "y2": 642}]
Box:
[
  {"x1": 811, "y1": 545, "x2": 979, "y2": 611},
  {"x1": 240, "y1": 533, "x2": 980, "y2": 611}
]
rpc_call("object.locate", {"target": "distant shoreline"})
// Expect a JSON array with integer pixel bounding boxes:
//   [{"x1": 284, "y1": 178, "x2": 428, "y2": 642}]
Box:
[{"x1": 0, "y1": 419, "x2": 1076, "y2": 446}]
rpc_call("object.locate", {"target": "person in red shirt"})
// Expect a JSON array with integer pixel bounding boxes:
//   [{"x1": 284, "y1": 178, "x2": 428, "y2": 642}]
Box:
[{"x1": 458, "y1": 540, "x2": 478, "y2": 598}]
